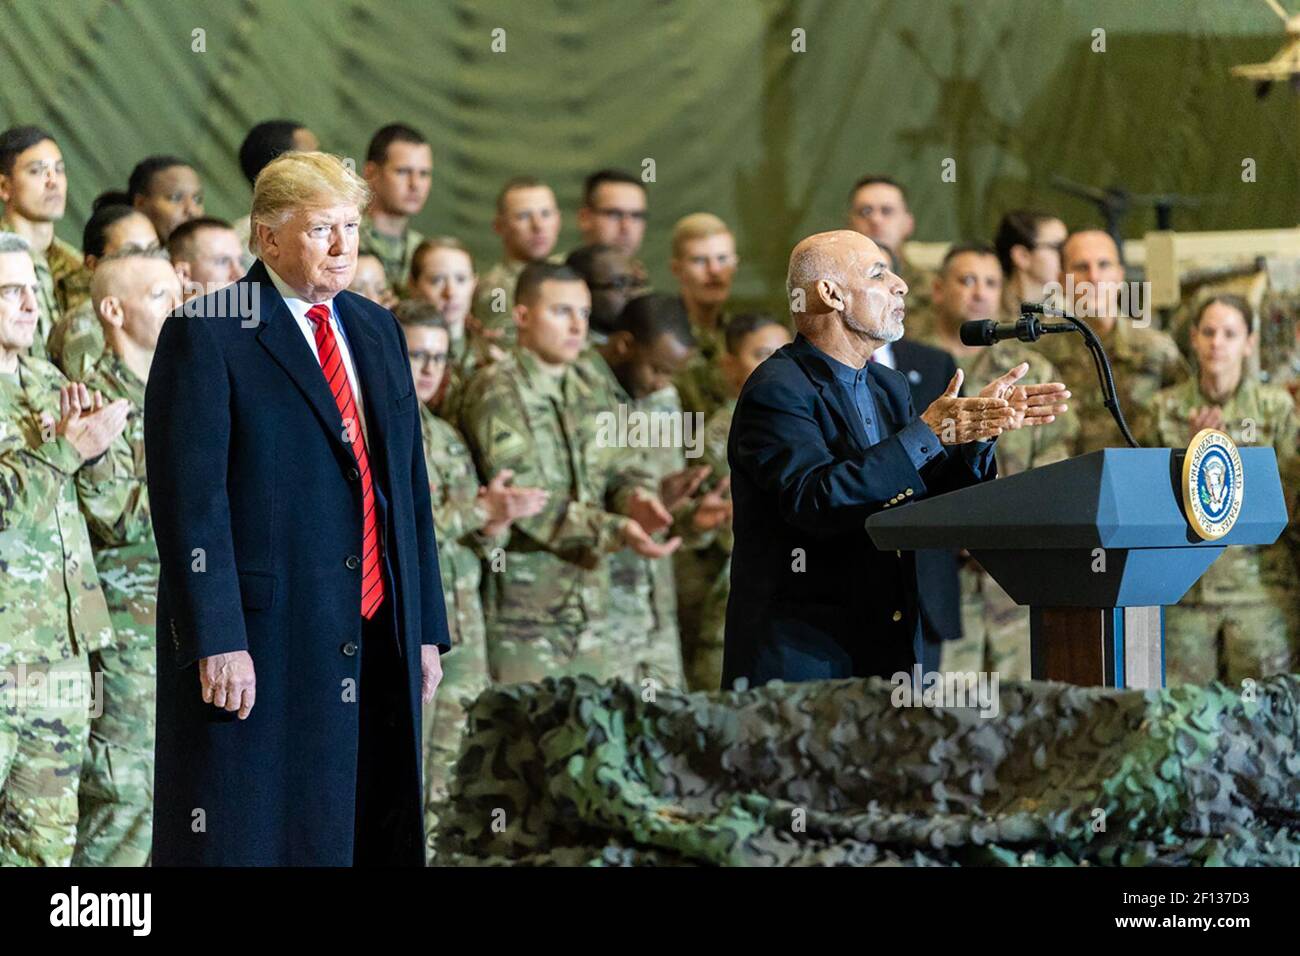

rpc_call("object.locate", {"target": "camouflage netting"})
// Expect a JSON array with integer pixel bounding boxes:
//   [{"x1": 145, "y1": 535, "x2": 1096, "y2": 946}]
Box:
[{"x1": 434, "y1": 675, "x2": 1300, "y2": 866}]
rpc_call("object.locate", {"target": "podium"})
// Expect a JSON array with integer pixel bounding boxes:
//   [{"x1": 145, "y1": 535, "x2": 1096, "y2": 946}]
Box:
[{"x1": 865, "y1": 448, "x2": 1289, "y2": 688}]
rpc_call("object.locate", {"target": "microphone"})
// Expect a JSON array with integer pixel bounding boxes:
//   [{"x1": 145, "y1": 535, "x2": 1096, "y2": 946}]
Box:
[
  {"x1": 958, "y1": 316, "x2": 1077, "y2": 347},
  {"x1": 980, "y1": 303, "x2": 1142, "y2": 449}
]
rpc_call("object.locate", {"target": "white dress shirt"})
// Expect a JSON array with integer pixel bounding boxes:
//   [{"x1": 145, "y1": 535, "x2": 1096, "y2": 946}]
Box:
[{"x1": 265, "y1": 264, "x2": 369, "y2": 443}]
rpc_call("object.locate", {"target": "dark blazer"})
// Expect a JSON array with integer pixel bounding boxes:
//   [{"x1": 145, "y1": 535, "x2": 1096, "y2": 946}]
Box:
[
  {"x1": 145, "y1": 259, "x2": 449, "y2": 866},
  {"x1": 889, "y1": 339, "x2": 963, "y2": 651},
  {"x1": 722, "y1": 334, "x2": 995, "y2": 687}
]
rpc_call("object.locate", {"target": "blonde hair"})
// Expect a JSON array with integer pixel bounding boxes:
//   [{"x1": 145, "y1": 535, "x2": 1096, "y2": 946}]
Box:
[
  {"x1": 410, "y1": 235, "x2": 474, "y2": 284},
  {"x1": 671, "y1": 212, "x2": 731, "y2": 259},
  {"x1": 249, "y1": 151, "x2": 370, "y2": 254}
]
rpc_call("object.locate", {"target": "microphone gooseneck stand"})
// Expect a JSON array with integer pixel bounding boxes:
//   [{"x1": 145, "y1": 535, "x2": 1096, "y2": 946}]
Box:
[{"x1": 1019, "y1": 303, "x2": 1140, "y2": 449}]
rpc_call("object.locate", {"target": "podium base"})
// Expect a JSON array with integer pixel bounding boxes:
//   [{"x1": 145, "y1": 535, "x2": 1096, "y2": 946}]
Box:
[{"x1": 1029, "y1": 606, "x2": 1165, "y2": 689}]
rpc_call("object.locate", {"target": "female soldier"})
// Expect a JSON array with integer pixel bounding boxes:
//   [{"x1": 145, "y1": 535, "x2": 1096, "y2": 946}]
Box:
[{"x1": 1144, "y1": 295, "x2": 1299, "y2": 686}]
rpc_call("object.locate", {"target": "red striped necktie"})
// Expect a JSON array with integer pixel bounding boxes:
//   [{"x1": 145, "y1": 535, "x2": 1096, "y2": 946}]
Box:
[{"x1": 306, "y1": 304, "x2": 385, "y2": 619}]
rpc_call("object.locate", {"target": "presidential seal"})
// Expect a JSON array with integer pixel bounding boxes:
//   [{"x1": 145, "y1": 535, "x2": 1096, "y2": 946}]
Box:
[{"x1": 1181, "y1": 428, "x2": 1244, "y2": 540}]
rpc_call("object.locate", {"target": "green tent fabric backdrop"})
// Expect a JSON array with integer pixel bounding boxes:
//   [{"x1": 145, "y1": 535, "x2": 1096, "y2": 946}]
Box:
[{"x1": 1, "y1": 0, "x2": 1296, "y2": 306}]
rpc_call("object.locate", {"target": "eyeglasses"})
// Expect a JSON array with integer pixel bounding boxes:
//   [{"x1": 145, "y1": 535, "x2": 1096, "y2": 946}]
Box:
[
  {"x1": 407, "y1": 350, "x2": 448, "y2": 367},
  {"x1": 594, "y1": 208, "x2": 647, "y2": 223},
  {"x1": 587, "y1": 275, "x2": 646, "y2": 293}
]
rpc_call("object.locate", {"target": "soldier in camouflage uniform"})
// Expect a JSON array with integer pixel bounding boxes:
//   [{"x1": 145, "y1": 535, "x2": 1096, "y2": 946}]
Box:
[
  {"x1": 0, "y1": 233, "x2": 127, "y2": 866},
  {"x1": 993, "y1": 210, "x2": 1067, "y2": 319},
  {"x1": 0, "y1": 126, "x2": 87, "y2": 361},
  {"x1": 47, "y1": 298, "x2": 100, "y2": 384},
  {"x1": 359, "y1": 123, "x2": 433, "y2": 297},
  {"x1": 46, "y1": 205, "x2": 159, "y2": 382},
  {"x1": 693, "y1": 404, "x2": 733, "y2": 692},
  {"x1": 459, "y1": 264, "x2": 678, "y2": 685},
  {"x1": 473, "y1": 258, "x2": 527, "y2": 347},
  {"x1": 920, "y1": 244, "x2": 1077, "y2": 680},
  {"x1": 577, "y1": 294, "x2": 732, "y2": 691},
  {"x1": 1042, "y1": 230, "x2": 1189, "y2": 455},
  {"x1": 1256, "y1": 285, "x2": 1300, "y2": 401},
  {"x1": 397, "y1": 302, "x2": 547, "y2": 857},
  {"x1": 847, "y1": 176, "x2": 934, "y2": 337},
  {"x1": 60, "y1": 216, "x2": 238, "y2": 384},
  {"x1": 666, "y1": 216, "x2": 738, "y2": 664},
  {"x1": 438, "y1": 330, "x2": 502, "y2": 426},
  {"x1": 472, "y1": 178, "x2": 562, "y2": 347},
  {"x1": 358, "y1": 222, "x2": 422, "y2": 300},
  {"x1": 669, "y1": 213, "x2": 737, "y2": 419},
  {"x1": 688, "y1": 314, "x2": 790, "y2": 691},
  {"x1": 1142, "y1": 295, "x2": 1300, "y2": 687},
  {"x1": 69, "y1": 251, "x2": 181, "y2": 866},
  {"x1": 406, "y1": 237, "x2": 503, "y2": 422},
  {"x1": 673, "y1": 319, "x2": 731, "y2": 422},
  {"x1": 565, "y1": 244, "x2": 650, "y2": 346}
]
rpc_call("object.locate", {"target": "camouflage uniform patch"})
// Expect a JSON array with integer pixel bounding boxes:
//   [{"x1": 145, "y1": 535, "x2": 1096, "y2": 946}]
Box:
[
  {"x1": 472, "y1": 259, "x2": 528, "y2": 346},
  {"x1": 673, "y1": 319, "x2": 728, "y2": 419},
  {"x1": 417, "y1": 403, "x2": 497, "y2": 857},
  {"x1": 678, "y1": 399, "x2": 733, "y2": 692},
  {"x1": 70, "y1": 350, "x2": 158, "y2": 866},
  {"x1": 45, "y1": 298, "x2": 103, "y2": 383},
  {"x1": 358, "y1": 215, "x2": 422, "y2": 298},
  {"x1": 0, "y1": 655, "x2": 93, "y2": 867},
  {"x1": 578, "y1": 349, "x2": 692, "y2": 691},
  {"x1": 435, "y1": 332, "x2": 498, "y2": 425},
  {"x1": 0, "y1": 354, "x2": 111, "y2": 864},
  {"x1": 0, "y1": 354, "x2": 114, "y2": 662},
  {"x1": 1042, "y1": 319, "x2": 1189, "y2": 455}
]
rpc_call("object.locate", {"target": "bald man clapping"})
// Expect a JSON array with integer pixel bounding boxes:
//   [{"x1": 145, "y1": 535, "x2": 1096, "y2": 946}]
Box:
[{"x1": 721, "y1": 230, "x2": 1068, "y2": 688}]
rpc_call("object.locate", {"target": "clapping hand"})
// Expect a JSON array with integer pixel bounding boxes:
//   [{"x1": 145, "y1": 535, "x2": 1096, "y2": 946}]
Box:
[
  {"x1": 479, "y1": 468, "x2": 548, "y2": 536},
  {"x1": 621, "y1": 520, "x2": 681, "y2": 559},
  {"x1": 920, "y1": 369, "x2": 1014, "y2": 444},
  {"x1": 981, "y1": 362, "x2": 1070, "y2": 429},
  {"x1": 691, "y1": 476, "x2": 732, "y2": 531},
  {"x1": 54, "y1": 382, "x2": 129, "y2": 460},
  {"x1": 620, "y1": 487, "x2": 679, "y2": 558},
  {"x1": 624, "y1": 487, "x2": 672, "y2": 536},
  {"x1": 1188, "y1": 406, "x2": 1224, "y2": 436},
  {"x1": 660, "y1": 465, "x2": 710, "y2": 513}
]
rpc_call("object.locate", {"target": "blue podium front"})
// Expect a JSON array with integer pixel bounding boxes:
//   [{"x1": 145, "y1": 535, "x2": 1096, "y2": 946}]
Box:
[{"x1": 866, "y1": 448, "x2": 1288, "y2": 688}]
